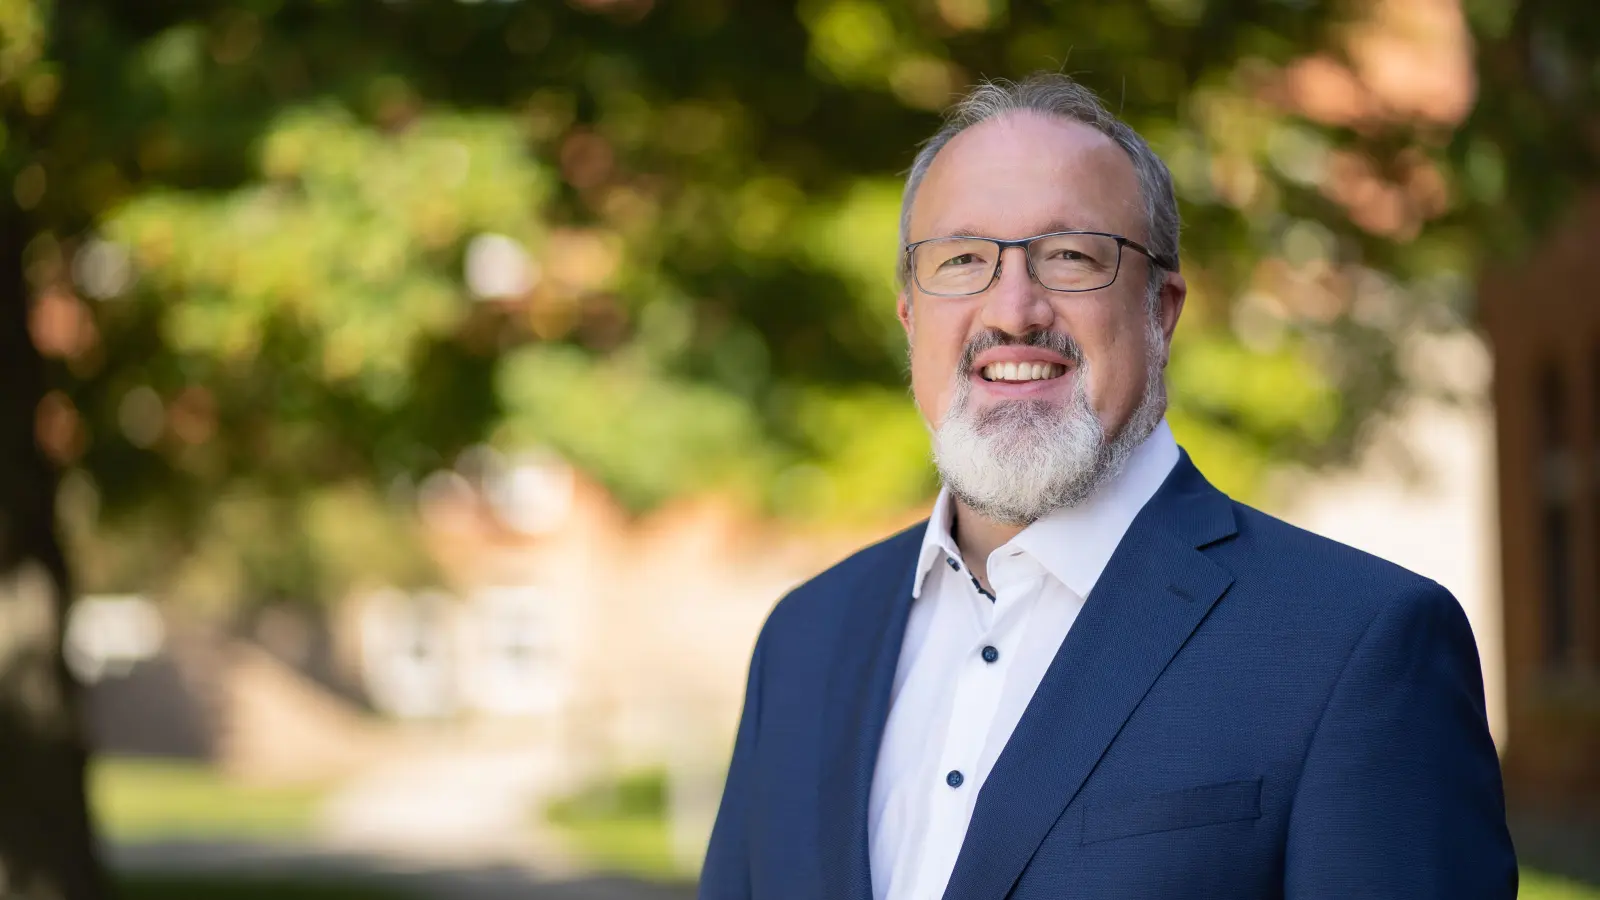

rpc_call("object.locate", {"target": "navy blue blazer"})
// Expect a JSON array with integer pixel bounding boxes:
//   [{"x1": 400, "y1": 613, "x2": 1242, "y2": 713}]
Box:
[{"x1": 699, "y1": 452, "x2": 1516, "y2": 899}]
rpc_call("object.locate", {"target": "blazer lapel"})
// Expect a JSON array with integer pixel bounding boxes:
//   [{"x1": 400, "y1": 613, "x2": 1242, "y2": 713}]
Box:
[
  {"x1": 941, "y1": 453, "x2": 1238, "y2": 900},
  {"x1": 817, "y1": 530, "x2": 922, "y2": 900}
]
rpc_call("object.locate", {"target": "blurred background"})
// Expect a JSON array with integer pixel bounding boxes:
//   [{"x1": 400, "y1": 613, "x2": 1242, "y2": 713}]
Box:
[{"x1": 1, "y1": 0, "x2": 1597, "y2": 897}]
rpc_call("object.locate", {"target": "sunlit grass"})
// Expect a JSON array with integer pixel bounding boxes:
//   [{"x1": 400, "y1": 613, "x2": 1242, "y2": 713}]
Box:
[
  {"x1": 91, "y1": 756, "x2": 327, "y2": 841},
  {"x1": 544, "y1": 767, "x2": 694, "y2": 882},
  {"x1": 549, "y1": 814, "x2": 688, "y2": 881},
  {"x1": 1523, "y1": 870, "x2": 1600, "y2": 900}
]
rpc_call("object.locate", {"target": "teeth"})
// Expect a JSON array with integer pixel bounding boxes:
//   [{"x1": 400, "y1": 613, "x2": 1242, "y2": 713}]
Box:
[{"x1": 981, "y1": 362, "x2": 1065, "y2": 382}]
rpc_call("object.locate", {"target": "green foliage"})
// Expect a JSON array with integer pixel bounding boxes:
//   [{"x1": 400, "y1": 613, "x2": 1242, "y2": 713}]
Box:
[
  {"x1": 0, "y1": 0, "x2": 49, "y2": 83},
  {"x1": 110, "y1": 109, "x2": 550, "y2": 390},
  {"x1": 779, "y1": 386, "x2": 936, "y2": 520},
  {"x1": 496, "y1": 343, "x2": 770, "y2": 512},
  {"x1": 61, "y1": 476, "x2": 437, "y2": 607},
  {"x1": 5, "y1": 0, "x2": 1597, "y2": 606}
]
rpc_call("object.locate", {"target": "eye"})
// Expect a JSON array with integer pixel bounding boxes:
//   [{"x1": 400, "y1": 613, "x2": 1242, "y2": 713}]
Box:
[
  {"x1": 939, "y1": 252, "x2": 985, "y2": 269},
  {"x1": 1047, "y1": 248, "x2": 1090, "y2": 262}
]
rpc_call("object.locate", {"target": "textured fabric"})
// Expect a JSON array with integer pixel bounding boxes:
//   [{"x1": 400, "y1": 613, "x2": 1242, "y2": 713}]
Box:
[
  {"x1": 699, "y1": 451, "x2": 1517, "y2": 900},
  {"x1": 871, "y1": 421, "x2": 1178, "y2": 900}
]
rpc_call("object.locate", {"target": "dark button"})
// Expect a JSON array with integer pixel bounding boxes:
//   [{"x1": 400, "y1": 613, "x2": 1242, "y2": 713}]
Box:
[
  {"x1": 946, "y1": 770, "x2": 964, "y2": 788},
  {"x1": 981, "y1": 645, "x2": 999, "y2": 664},
  {"x1": 946, "y1": 556, "x2": 961, "y2": 571}
]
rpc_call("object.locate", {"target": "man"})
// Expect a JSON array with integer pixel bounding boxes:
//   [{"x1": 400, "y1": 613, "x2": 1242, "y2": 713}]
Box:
[{"x1": 699, "y1": 73, "x2": 1516, "y2": 900}]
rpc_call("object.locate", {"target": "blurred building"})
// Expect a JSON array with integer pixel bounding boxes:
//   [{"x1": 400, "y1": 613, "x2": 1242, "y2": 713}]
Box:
[
  {"x1": 1481, "y1": 192, "x2": 1600, "y2": 816},
  {"x1": 390, "y1": 452, "x2": 874, "y2": 780},
  {"x1": 1275, "y1": 334, "x2": 1505, "y2": 752}
]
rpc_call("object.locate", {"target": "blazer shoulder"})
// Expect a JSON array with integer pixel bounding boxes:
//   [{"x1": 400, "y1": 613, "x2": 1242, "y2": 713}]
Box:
[{"x1": 1221, "y1": 500, "x2": 1453, "y2": 621}]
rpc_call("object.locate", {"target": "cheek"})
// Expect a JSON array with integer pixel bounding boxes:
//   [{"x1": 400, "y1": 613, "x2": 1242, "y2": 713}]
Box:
[
  {"x1": 1076, "y1": 305, "x2": 1151, "y2": 414},
  {"x1": 907, "y1": 304, "x2": 969, "y2": 424},
  {"x1": 909, "y1": 337, "x2": 954, "y2": 423}
]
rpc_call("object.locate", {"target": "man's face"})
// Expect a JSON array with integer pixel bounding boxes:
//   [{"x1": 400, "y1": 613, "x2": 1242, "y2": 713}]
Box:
[{"x1": 900, "y1": 111, "x2": 1186, "y2": 521}]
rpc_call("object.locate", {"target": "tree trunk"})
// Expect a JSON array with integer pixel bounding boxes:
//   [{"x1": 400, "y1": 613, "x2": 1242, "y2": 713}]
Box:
[{"x1": 0, "y1": 218, "x2": 108, "y2": 898}]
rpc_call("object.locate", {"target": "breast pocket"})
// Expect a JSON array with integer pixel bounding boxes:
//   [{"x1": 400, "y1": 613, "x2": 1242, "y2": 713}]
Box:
[{"x1": 1079, "y1": 778, "x2": 1262, "y2": 845}]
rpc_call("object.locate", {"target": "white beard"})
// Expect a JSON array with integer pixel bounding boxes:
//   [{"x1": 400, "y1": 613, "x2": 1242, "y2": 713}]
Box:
[{"x1": 928, "y1": 319, "x2": 1167, "y2": 526}]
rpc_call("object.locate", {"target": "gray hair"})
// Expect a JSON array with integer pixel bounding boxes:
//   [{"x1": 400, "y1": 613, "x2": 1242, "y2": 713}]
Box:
[{"x1": 900, "y1": 74, "x2": 1181, "y2": 301}]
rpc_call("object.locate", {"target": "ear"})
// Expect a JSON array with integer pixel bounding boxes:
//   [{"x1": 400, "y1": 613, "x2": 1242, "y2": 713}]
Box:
[
  {"x1": 1156, "y1": 271, "x2": 1186, "y2": 365},
  {"x1": 897, "y1": 290, "x2": 914, "y2": 340}
]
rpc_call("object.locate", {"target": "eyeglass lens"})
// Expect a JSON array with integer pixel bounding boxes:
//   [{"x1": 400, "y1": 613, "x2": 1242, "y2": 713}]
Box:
[{"x1": 912, "y1": 233, "x2": 1121, "y2": 295}]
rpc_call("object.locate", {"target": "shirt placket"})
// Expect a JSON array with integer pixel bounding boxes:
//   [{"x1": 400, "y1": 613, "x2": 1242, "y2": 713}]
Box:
[{"x1": 909, "y1": 570, "x2": 1044, "y2": 900}]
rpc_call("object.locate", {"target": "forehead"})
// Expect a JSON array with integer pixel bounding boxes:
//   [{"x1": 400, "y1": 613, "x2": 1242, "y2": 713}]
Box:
[{"x1": 908, "y1": 111, "x2": 1144, "y2": 243}]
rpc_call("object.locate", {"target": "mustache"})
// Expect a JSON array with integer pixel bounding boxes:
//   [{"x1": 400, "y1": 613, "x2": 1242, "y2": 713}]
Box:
[{"x1": 958, "y1": 329, "x2": 1083, "y2": 376}]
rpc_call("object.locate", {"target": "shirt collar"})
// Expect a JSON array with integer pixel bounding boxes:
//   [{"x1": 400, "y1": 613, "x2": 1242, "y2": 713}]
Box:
[
  {"x1": 913, "y1": 486, "x2": 965, "y2": 599},
  {"x1": 911, "y1": 418, "x2": 1181, "y2": 600}
]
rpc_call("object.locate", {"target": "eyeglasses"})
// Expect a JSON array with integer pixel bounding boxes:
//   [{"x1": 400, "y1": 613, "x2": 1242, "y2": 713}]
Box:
[{"x1": 903, "y1": 230, "x2": 1173, "y2": 297}]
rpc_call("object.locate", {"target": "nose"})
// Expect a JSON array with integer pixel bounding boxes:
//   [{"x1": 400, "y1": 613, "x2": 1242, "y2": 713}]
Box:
[{"x1": 979, "y1": 246, "x2": 1054, "y2": 337}]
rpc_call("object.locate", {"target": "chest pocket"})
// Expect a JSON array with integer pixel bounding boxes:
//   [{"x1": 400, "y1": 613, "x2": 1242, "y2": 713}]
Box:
[{"x1": 1079, "y1": 778, "x2": 1262, "y2": 845}]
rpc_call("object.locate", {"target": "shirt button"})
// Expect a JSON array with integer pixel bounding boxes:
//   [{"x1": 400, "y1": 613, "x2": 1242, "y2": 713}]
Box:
[
  {"x1": 946, "y1": 770, "x2": 964, "y2": 788},
  {"x1": 981, "y1": 645, "x2": 999, "y2": 663}
]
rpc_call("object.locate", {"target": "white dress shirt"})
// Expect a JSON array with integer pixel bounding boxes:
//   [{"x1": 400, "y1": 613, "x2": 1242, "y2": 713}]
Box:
[{"x1": 867, "y1": 419, "x2": 1180, "y2": 900}]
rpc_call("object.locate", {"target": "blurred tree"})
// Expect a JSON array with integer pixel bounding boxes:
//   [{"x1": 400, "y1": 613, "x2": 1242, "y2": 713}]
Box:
[
  {"x1": 2, "y1": 0, "x2": 110, "y2": 894},
  {"x1": 1, "y1": 223, "x2": 109, "y2": 900},
  {"x1": 2, "y1": 0, "x2": 1597, "y2": 896}
]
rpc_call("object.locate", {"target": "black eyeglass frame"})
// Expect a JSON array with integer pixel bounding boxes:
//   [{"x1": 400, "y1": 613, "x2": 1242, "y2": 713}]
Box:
[{"x1": 902, "y1": 230, "x2": 1176, "y2": 297}]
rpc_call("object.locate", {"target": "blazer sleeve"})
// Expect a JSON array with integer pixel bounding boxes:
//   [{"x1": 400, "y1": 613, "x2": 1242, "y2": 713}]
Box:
[
  {"x1": 699, "y1": 626, "x2": 768, "y2": 900},
  {"x1": 1284, "y1": 582, "x2": 1517, "y2": 898}
]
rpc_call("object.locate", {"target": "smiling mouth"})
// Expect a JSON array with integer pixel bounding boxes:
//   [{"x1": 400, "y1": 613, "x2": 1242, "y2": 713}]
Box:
[{"x1": 979, "y1": 362, "x2": 1068, "y2": 383}]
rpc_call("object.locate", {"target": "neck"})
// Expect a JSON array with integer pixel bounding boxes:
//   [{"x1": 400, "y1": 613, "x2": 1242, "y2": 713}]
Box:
[{"x1": 950, "y1": 499, "x2": 1025, "y2": 593}]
